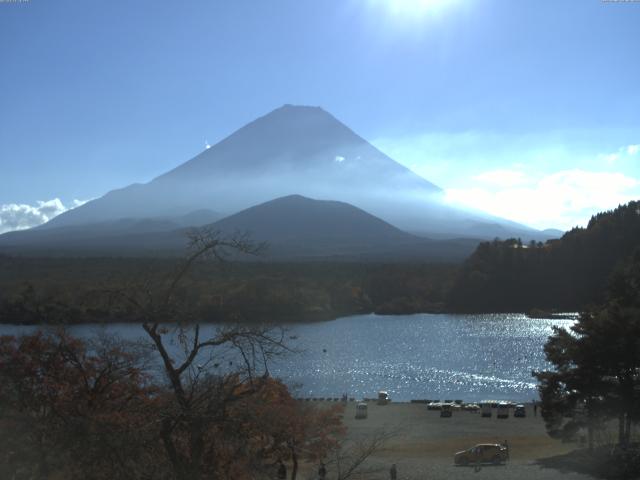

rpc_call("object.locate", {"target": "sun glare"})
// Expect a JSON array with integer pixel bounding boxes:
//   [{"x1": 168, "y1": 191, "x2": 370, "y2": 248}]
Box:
[{"x1": 380, "y1": 0, "x2": 456, "y2": 17}]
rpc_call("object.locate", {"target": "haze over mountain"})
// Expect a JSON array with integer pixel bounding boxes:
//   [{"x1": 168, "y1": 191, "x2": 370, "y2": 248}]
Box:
[
  {"x1": 0, "y1": 209, "x2": 220, "y2": 256},
  {"x1": 0, "y1": 195, "x2": 479, "y2": 261},
  {"x1": 38, "y1": 105, "x2": 553, "y2": 241},
  {"x1": 209, "y1": 195, "x2": 478, "y2": 260}
]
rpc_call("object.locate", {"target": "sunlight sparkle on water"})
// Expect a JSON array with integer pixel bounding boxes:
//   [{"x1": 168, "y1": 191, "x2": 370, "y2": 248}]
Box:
[
  {"x1": 0, "y1": 313, "x2": 576, "y2": 403},
  {"x1": 279, "y1": 313, "x2": 576, "y2": 402}
]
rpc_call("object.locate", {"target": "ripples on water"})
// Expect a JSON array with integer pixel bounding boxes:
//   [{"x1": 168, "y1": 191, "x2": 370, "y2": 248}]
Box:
[
  {"x1": 0, "y1": 313, "x2": 576, "y2": 403},
  {"x1": 273, "y1": 313, "x2": 576, "y2": 402}
]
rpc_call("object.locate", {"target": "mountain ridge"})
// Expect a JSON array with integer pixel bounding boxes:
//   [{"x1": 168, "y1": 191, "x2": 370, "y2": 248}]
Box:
[
  {"x1": 35, "y1": 104, "x2": 549, "y2": 240},
  {"x1": 0, "y1": 194, "x2": 480, "y2": 261}
]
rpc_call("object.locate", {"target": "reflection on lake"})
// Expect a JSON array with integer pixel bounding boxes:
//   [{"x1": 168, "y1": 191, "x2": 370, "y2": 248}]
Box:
[{"x1": 0, "y1": 313, "x2": 575, "y2": 402}]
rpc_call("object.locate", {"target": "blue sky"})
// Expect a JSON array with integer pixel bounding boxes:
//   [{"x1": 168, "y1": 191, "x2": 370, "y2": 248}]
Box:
[{"x1": 0, "y1": 0, "x2": 638, "y2": 231}]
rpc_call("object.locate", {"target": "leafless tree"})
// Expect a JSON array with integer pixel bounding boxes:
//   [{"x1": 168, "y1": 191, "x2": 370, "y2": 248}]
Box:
[
  {"x1": 108, "y1": 228, "x2": 293, "y2": 480},
  {"x1": 325, "y1": 428, "x2": 397, "y2": 480}
]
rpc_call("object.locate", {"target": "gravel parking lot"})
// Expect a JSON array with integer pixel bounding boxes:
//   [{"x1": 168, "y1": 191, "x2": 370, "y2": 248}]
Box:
[{"x1": 321, "y1": 401, "x2": 596, "y2": 480}]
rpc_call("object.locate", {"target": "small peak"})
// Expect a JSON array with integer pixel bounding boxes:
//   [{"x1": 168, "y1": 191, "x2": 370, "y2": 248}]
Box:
[
  {"x1": 275, "y1": 194, "x2": 313, "y2": 202},
  {"x1": 279, "y1": 104, "x2": 323, "y2": 111},
  {"x1": 246, "y1": 104, "x2": 338, "y2": 130},
  {"x1": 268, "y1": 104, "x2": 329, "y2": 118}
]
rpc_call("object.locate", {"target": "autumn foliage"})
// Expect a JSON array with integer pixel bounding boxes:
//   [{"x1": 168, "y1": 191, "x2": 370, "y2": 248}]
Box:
[
  {"x1": 0, "y1": 331, "x2": 345, "y2": 480},
  {"x1": 0, "y1": 331, "x2": 162, "y2": 479}
]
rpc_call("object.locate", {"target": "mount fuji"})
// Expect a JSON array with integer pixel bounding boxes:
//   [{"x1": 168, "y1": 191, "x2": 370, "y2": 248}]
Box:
[{"x1": 1, "y1": 105, "x2": 556, "y2": 257}]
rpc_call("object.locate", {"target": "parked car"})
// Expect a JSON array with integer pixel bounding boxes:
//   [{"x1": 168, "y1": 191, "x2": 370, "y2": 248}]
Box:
[
  {"x1": 454, "y1": 443, "x2": 509, "y2": 466},
  {"x1": 514, "y1": 404, "x2": 526, "y2": 417},
  {"x1": 497, "y1": 402, "x2": 510, "y2": 419},
  {"x1": 427, "y1": 401, "x2": 442, "y2": 410},
  {"x1": 355, "y1": 402, "x2": 368, "y2": 419},
  {"x1": 480, "y1": 402, "x2": 492, "y2": 417},
  {"x1": 465, "y1": 403, "x2": 480, "y2": 413},
  {"x1": 377, "y1": 391, "x2": 390, "y2": 405}
]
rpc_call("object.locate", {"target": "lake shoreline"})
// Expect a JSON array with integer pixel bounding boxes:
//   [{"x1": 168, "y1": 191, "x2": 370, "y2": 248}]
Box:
[
  {"x1": 0, "y1": 313, "x2": 571, "y2": 403},
  {"x1": 0, "y1": 307, "x2": 578, "y2": 326}
]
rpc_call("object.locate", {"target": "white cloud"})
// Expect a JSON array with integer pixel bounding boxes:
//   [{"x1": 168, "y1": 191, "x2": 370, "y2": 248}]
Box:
[
  {"x1": 334, "y1": 155, "x2": 345, "y2": 163},
  {"x1": 0, "y1": 198, "x2": 88, "y2": 234},
  {"x1": 445, "y1": 169, "x2": 640, "y2": 230},
  {"x1": 373, "y1": 130, "x2": 600, "y2": 189},
  {"x1": 373, "y1": 131, "x2": 640, "y2": 230}
]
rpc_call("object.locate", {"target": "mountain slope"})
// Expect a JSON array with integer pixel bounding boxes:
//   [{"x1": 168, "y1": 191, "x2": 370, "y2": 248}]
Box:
[
  {"x1": 38, "y1": 105, "x2": 548, "y2": 240},
  {"x1": 212, "y1": 194, "x2": 411, "y2": 243},
  {"x1": 209, "y1": 194, "x2": 452, "y2": 259},
  {"x1": 0, "y1": 195, "x2": 480, "y2": 261},
  {"x1": 0, "y1": 209, "x2": 222, "y2": 249}
]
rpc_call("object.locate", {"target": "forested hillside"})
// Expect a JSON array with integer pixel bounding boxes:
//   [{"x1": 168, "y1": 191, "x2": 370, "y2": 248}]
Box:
[
  {"x1": 0, "y1": 258, "x2": 456, "y2": 324},
  {"x1": 2, "y1": 201, "x2": 637, "y2": 322},
  {"x1": 447, "y1": 201, "x2": 640, "y2": 312}
]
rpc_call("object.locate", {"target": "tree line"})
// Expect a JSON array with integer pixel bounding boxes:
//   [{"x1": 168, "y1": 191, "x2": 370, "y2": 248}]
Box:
[
  {"x1": 0, "y1": 231, "x2": 390, "y2": 480},
  {"x1": 0, "y1": 257, "x2": 456, "y2": 324},
  {"x1": 447, "y1": 201, "x2": 640, "y2": 313}
]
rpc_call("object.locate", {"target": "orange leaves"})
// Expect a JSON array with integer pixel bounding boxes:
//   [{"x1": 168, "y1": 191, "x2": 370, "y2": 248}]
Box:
[
  {"x1": 0, "y1": 331, "x2": 349, "y2": 479},
  {"x1": 0, "y1": 331, "x2": 161, "y2": 478}
]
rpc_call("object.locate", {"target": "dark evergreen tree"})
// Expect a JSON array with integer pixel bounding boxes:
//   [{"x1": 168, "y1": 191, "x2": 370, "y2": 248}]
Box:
[
  {"x1": 534, "y1": 248, "x2": 640, "y2": 448},
  {"x1": 448, "y1": 201, "x2": 640, "y2": 312}
]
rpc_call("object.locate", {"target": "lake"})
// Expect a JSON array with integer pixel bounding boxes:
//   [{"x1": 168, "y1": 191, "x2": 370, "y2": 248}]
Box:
[{"x1": 0, "y1": 313, "x2": 575, "y2": 403}]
